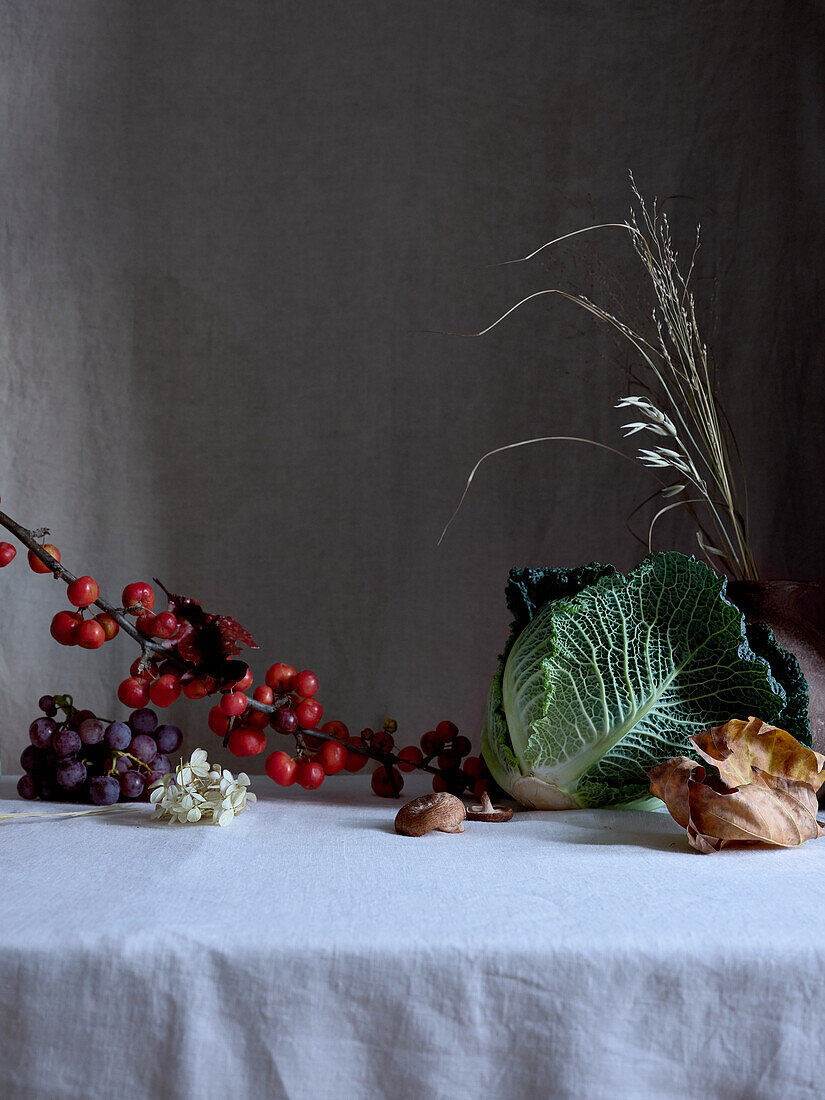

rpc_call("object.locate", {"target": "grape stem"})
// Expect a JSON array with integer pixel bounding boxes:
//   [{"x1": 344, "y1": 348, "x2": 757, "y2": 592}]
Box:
[{"x1": 0, "y1": 507, "x2": 469, "y2": 792}]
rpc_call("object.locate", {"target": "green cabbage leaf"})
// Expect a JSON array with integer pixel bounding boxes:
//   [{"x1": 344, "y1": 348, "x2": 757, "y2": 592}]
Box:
[{"x1": 482, "y1": 552, "x2": 810, "y2": 810}]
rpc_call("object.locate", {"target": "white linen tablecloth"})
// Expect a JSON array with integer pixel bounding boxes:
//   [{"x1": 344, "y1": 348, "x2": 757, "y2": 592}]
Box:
[{"x1": 1, "y1": 772, "x2": 824, "y2": 1100}]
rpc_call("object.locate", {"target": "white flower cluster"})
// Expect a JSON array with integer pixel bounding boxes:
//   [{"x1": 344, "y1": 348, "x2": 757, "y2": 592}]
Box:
[{"x1": 149, "y1": 748, "x2": 257, "y2": 826}]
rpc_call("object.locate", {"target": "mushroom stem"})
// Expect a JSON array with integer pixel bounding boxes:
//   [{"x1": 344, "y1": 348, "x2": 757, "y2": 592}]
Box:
[{"x1": 464, "y1": 790, "x2": 514, "y2": 823}]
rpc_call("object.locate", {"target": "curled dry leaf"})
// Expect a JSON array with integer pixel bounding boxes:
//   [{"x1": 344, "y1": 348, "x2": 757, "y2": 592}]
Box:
[{"x1": 649, "y1": 717, "x2": 825, "y2": 853}]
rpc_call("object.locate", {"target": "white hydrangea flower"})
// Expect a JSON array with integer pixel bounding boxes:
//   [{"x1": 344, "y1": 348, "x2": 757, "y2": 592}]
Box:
[{"x1": 149, "y1": 749, "x2": 256, "y2": 826}]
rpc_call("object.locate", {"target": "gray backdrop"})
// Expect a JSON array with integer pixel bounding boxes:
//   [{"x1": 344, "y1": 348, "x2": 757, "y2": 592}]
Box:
[{"x1": 1, "y1": 0, "x2": 823, "y2": 769}]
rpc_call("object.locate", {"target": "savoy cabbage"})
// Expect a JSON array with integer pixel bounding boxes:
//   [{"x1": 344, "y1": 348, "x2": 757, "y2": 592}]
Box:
[{"x1": 482, "y1": 552, "x2": 810, "y2": 810}]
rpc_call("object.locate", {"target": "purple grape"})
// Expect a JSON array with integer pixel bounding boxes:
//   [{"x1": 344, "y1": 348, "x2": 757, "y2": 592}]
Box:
[
  {"x1": 79, "y1": 718, "x2": 106, "y2": 745},
  {"x1": 105, "y1": 722, "x2": 132, "y2": 751},
  {"x1": 89, "y1": 775, "x2": 121, "y2": 806},
  {"x1": 53, "y1": 728, "x2": 82, "y2": 758},
  {"x1": 113, "y1": 755, "x2": 131, "y2": 775},
  {"x1": 70, "y1": 708, "x2": 95, "y2": 730},
  {"x1": 56, "y1": 759, "x2": 87, "y2": 790},
  {"x1": 130, "y1": 733, "x2": 157, "y2": 765},
  {"x1": 155, "y1": 725, "x2": 183, "y2": 755},
  {"x1": 273, "y1": 707, "x2": 298, "y2": 735},
  {"x1": 147, "y1": 754, "x2": 171, "y2": 784},
  {"x1": 38, "y1": 694, "x2": 57, "y2": 716},
  {"x1": 20, "y1": 745, "x2": 46, "y2": 774},
  {"x1": 40, "y1": 775, "x2": 60, "y2": 800},
  {"x1": 129, "y1": 708, "x2": 158, "y2": 734},
  {"x1": 119, "y1": 770, "x2": 145, "y2": 799},
  {"x1": 29, "y1": 717, "x2": 57, "y2": 748},
  {"x1": 17, "y1": 775, "x2": 37, "y2": 800}
]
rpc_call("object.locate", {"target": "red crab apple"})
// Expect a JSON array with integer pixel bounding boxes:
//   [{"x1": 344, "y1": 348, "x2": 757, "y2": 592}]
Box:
[
  {"x1": 266, "y1": 751, "x2": 296, "y2": 786},
  {"x1": 76, "y1": 619, "x2": 106, "y2": 650},
  {"x1": 28, "y1": 544, "x2": 60, "y2": 574},
  {"x1": 50, "y1": 610, "x2": 82, "y2": 646},
  {"x1": 66, "y1": 575, "x2": 99, "y2": 608},
  {"x1": 122, "y1": 581, "x2": 155, "y2": 613}
]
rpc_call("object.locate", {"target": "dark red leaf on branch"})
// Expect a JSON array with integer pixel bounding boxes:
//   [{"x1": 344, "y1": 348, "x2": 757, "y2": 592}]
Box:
[
  {"x1": 153, "y1": 579, "x2": 258, "y2": 692},
  {"x1": 214, "y1": 615, "x2": 257, "y2": 657}
]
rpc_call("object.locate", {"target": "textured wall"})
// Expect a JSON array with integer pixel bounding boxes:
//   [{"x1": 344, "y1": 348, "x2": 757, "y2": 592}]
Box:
[{"x1": 1, "y1": 0, "x2": 823, "y2": 769}]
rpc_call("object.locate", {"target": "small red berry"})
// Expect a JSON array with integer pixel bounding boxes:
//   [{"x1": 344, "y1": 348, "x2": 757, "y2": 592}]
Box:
[
  {"x1": 136, "y1": 613, "x2": 157, "y2": 636},
  {"x1": 130, "y1": 657, "x2": 159, "y2": 683},
  {"x1": 453, "y1": 735, "x2": 472, "y2": 757},
  {"x1": 149, "y1": 673, "x2": 181, "y2": 708},
  {"x1": 118, "y1": 676, "x2": 150, "y2": 708},
  {"x1": 122, "y1": 581, "x2": 155, "y2": 613},
  {"x1": 232, "y1": 667, "x2": 253, "y2": 692},
  {"x1": 208, "y1": 706, "x2": 231, "y2": 736},
  {"x1": 151, "y1": 611, "x2": 179, "y2": 639},
  {"x1": 437, "y1": 750, "x2": 461, "y2": 770},
  {"x1": 371, "y1": 730, "x2": 395, "y2": 752},
  {"x1": 295, "y1": 698, "x2": 323, "y2": 729},
  {"x1": 266, "y1": 750, "x2": 296, "y2": 786},
  {"x1": 94, "y1": 612, "x2": 120, "y2": 640},
  {"x1": 344, "y1": 737, "x2": 369, "y2": 772},
  {"x1": 293, "y1": 670, "x2": 319, "y2": 698},
  {"x1": 253, "y1": 684, "x2": 274, "y2": 706},
  {"x1": 462, "y1": 755, "x2": 485, "y2": 779},
  {"x1": 397, "y1": 745, "x2": 423, "y2": 773},
  {"x1": 265, "y1": 663, "x2": 296, "y2": 692},
  {"x1": 182, "y1": 678, "x2": 209, "y2": 699},
  {"x1": 320, "y1": 719, "x2": 349, "y2": 742},
  {"x1": 371, "y1": 767, "x2": 403, "y2": 798},
  {"x1": 67, "y1": 576, "x2": 99, "y2": 608},
  {"x1": 420, "y1": 731, "x2": 439, "y2": 755},
  {"x1": 295, "y1": 760, "x2": 325, "y2": 790},
  {"x1": 227, "y1": 726, "x2": 267, "y2": 756},
  {"x1": 0, "y1": 542, "x2": 16, "y2": 567},
  {"x1": 28, "y1": 544, "x2": 60, "y2": 574},
  {"x1": 245, "y1": 708, "x2": 270, "y2": 729},
  {"x1": 50, "y1": 610, "x2": 82, "y2": 646},
  {"x1": 435, "y1": 720, "x2": 458, "y2": 743},
  {"x1": 318, "y1": 740, "x2": 347, "y2": 775},
  {"x1": 76, "y1": 619, "x2": 106, "y2": 649},
  {"x1": 220, "y1": 691, "x2": 247, "y2": 717},
  {"x1": 431, "y1": 773, "x2": 448, "y2": 792}
]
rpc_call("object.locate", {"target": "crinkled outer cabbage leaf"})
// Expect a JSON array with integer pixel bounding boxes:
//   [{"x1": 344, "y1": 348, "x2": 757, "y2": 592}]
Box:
[{"x1": 482, "y1": 552, "x2": 810, "y2": 810}]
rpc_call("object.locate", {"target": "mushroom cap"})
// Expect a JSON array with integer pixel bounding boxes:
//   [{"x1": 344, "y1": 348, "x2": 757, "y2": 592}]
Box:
[
  {"x1": 394, "y1": 792, "x2": 466, "y2": 837},
  {"x1": 465, "y1": 804, "x2": 514, "y2": 822}
]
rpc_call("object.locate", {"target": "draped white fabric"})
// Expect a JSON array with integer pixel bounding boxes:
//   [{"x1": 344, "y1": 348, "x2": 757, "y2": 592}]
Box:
[
  {"x1": 1, "y1": 773, "x2": 823, "y2": 1099},
  {"x1": 1, "y1": 1, "x2": 823, "y2": 773}
]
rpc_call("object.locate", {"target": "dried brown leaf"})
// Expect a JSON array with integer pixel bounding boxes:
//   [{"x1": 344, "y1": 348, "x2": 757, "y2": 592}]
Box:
[
  {"x1": 691, "y1": 717, "x2": 825, "y2": 792},
  {"x1": 648, "y1": 757, "x2": 701, "y2": 828},
  {"x1": 649, "y1": 718, "x2": 825, "y2": 853}
]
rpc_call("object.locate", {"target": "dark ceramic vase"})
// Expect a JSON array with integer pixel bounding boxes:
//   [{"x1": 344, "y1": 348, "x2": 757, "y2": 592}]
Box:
[{"x1": 727, "y1": 581, "x2": 825, "y2": 755}]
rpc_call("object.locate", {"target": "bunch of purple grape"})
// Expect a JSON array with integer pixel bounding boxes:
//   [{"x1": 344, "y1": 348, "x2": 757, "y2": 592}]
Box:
[{"x1": 19, "y1": 694, "x2": 183, "y2": 806}]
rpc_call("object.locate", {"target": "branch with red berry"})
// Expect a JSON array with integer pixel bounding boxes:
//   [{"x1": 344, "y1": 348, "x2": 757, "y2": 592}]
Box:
[{"x1": 0, "y1": 506, "x2": 490, "y2": 802}]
